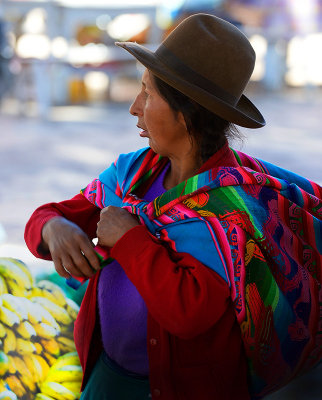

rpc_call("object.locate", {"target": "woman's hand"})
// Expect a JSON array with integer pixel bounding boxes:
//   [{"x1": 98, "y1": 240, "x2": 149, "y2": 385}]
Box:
[
  {"x1": 97, "y1": 206, "x2": 139, "y2": 248},
  {"x1": 42, "y1": 216, "x2": 100, "y2": 279}
]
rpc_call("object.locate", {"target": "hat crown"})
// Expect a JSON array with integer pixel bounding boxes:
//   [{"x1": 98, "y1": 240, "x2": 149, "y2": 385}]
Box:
[{"x1": 156, "y1": 14, "x2": 255, "y2": 103}]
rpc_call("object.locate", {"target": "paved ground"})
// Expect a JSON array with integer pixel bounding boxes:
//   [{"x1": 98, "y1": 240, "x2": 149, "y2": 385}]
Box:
[{"x1": 0, "y1": 85, "x2": 321, "y2": 399}]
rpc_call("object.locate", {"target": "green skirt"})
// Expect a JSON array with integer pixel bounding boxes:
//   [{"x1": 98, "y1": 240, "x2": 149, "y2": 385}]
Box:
[{"x1": 80, "y1": 352, "x2": 151, "y2": 400}]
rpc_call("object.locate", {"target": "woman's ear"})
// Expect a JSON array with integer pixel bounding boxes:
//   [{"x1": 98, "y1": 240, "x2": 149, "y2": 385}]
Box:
[{"x1": 177, "y1": 111, "x2": 188, "y2": 131}]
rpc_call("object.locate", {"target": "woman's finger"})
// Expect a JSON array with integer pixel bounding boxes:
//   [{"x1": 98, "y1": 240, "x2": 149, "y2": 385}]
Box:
[
  {"x1": 61, "y1": 255, "x2": 87, "y2": 279},
  {"x1": 70, "y1": 249, "x2": 96, "y2": 278},
  {"x1": 52, "y1": 256, "x2": 71, "y2": 279},
  {"x1": 79, "y1": 238, "x2": 101, "y2": 271}
]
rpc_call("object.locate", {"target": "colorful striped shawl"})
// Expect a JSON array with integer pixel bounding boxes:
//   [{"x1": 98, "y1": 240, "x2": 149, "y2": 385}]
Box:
[{"x1": 81, "y1": 147, "x2": 322, "y2": 399}]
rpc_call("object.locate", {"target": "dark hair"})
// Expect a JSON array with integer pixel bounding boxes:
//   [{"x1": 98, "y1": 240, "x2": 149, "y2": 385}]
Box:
[{"x1": 151, "y1": 73, "x2": 241, "y2": 163}]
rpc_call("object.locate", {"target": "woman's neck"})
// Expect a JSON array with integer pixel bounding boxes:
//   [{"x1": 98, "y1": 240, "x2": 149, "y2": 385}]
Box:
[{"x1": 164, "y1": 155, "x2": 202, "y2": 190}]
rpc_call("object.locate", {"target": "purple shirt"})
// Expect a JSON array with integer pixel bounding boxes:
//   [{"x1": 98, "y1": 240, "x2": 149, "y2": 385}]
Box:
[{"x1": 97, "y1": 164, "x2": 169, "y2": 376}]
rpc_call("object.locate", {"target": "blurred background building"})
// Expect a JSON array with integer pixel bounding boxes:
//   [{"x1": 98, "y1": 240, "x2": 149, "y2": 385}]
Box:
[
  {"x1": 0, "y1": 2, "x2": 321, "y2": 399},
  {"x1": 1, "y1": 0, "x2": 322, "y2": 115}
]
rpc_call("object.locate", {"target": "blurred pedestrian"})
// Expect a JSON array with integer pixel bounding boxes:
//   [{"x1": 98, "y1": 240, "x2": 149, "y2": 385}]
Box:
[{"x1": 25, "y1": 14, "x2": 322, "y2": 400}]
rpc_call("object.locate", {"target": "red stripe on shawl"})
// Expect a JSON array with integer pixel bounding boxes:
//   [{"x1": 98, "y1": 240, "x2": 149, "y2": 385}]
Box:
[{"x1": 115, "y1": 181, "x2": 122, "y2": 198}]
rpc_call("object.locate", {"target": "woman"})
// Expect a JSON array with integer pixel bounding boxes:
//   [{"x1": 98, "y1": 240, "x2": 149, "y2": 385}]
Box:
[{"x1": 25, "y1": 14, "x2": 322, "y2": 400}]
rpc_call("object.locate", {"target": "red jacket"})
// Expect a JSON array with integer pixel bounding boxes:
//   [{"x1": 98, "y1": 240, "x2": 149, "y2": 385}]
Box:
[{"x1": 24, "y1": 145, "x2": 250, "y2": 399}]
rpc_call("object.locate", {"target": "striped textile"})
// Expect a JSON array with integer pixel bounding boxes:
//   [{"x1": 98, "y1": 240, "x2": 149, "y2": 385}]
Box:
[{"x1": 81, "y1": 147, "x2": 322, "y2": 399}]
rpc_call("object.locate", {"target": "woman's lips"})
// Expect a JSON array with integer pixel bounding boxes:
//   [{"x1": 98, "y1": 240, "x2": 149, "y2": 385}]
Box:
[{"x1": 139, "y1": 129, "x2": 149, "y2": 137}]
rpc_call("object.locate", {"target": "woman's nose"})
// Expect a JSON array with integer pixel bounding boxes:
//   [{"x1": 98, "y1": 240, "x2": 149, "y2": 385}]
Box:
[{"x1": 129, "y1": 94, "x2": 142, "y2": 116}]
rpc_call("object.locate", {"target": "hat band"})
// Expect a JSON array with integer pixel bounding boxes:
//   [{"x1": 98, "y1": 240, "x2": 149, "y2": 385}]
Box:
[{"x1": 155, "y1": 44, "x2": 238, "y2": 107}]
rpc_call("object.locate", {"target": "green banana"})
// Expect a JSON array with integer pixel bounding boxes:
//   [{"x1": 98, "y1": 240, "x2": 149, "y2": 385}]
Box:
[
  {"x1": 31, "y1": 297, "x2": 73, "y2": 326},
  {"x1": 36, "y1": 280, "x2": 67, "y2": 308},
  {"x1": 47, "y1": 364, "x2": 83, "y2": 383},
  {"x1": 40, "y1": 381, "x2": 76, "y2": 400},
  {"x1": 0, "y1": 351, "x2": 9, "y2": 376}
]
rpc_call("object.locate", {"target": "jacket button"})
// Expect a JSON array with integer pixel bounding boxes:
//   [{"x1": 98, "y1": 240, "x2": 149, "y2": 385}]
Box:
[
  {"x1": 153, "y1": 389, "x2": 161, "y2": 397},
  {"x1": 150, "y1": 338, "x2": 158, "y2": 346}
]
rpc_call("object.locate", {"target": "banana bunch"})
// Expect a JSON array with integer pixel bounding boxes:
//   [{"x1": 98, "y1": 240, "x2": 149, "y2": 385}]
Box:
[
  {"x1": 37, "y1": 352, "x2": 82, "y2": 400},
  {"x1": 0, "y1": 258, "x2": 82, "y2": 400}
]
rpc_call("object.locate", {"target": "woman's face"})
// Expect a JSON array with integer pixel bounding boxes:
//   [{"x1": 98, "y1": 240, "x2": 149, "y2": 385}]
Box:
[{"x1": 130, "y1": 70, "x2": 193, "y2": 159}]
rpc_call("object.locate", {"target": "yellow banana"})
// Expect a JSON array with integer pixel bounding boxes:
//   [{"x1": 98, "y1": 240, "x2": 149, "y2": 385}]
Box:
[
  {"x1": 33, "y1": 354, "x2": 50, "y2": 381},
  {"x1": 35, "y1": 394, "x2": 56, "y2": 400},
  {"x1": 61, "y1": 381, "x2": 81, "y2": 398},
  {"x1": 6, "y1": 356, "x2": 17, "y2": 375},
  {"x1": 65, "y1": 298, "x2": 80, "y2": 321},
  {"x1": 17, "y1": 369, "x2": 37, "y2": 394},
  {"x1": 25, "y1": 299, "x2": 43, "y2": 325},
  {"x1": 34, "y1": 341, "x2": 44, "y2": 354},
  {"x1": 59, "y1": 323, "x2": 74, "y2": 338},
  {"x1": 43, "y1": 351, "x2": 57, "y2": 367},
  {"x1": 5, "y1": 375, "x2": 26, "y2": 398},
  {"x1": 0, "y1": 378, "x2": 7, "y2": 391},
  {"x1": 40, "y1": 381, "x2": 75, "y2": 400},
  {"x1": 22, "y1": 353, "x2": 44, "y2": 383},
  {"x1": 16, "y1": 337, "x2": 37, "y2": 355},
  {"x1": 0, "y1": 390, "x2": 18, "y2": 400},
  {"x1": 5, "y1": 258, "x2": 34, "y2": 286},
  {"x1": 15, "y1": 320, "x2": 37, "y2": 340},
  {"x1": 0, "y1": 294, "x2": 28, "y2": 321},
  {"x1": 0, "y1": 322, "x2": 6, "y2": 338},
  {"x1": 51, "y1": 352, "x2": 80, "y2": 370},
  {"x1": 56, "y1": 336, "x2": 76, "y2": 353},
  {"x1": 5, "y1": 279, "x2": 28, "y2": 297},
  {"x1": 34, "y1": 322, "x2": 60, "y2": 339},
  {"x1": 12, "y1": 355, "x2": 29, "y2": 374},
  {"x1": 40, "y1": 338, "x2": 61, "y2": 357},
  {"x1": 47, "y1": 364, "x2": 83, "y2": 383},
  {"x1": 36, "y1": 280, "x2": 67, "y2": 308},
  {"x1": 0, "y1": 276, "x2": 8, "y2": 296},
  {"x1": 0, "y1": 351, "x2": 10, "y2": 377},
  {"x1": 31, "y1": 297, "x2": 72, "y2": 326},
  {"x1": 0, "y1": 258, "x2": 32, "y2": 287},
  {"x1": 26, "y1": 301, "x2": 60, "y2": 330},
  {"x1": 3, "y1": 328, "x2": 16, "y2": 353},
  {"x1": 0, "y1": 306, "x2": 20, "y2": 327}
]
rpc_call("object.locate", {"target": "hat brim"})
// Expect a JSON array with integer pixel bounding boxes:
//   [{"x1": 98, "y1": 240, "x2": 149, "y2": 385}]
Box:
[{"x1": 116, "y1": 41, "x2": 265, "y2": 129}]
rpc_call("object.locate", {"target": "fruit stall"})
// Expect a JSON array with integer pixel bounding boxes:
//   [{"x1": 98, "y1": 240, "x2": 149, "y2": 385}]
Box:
[{"x1": 0, "y1": 257, "x2": 84, "y2": 400}]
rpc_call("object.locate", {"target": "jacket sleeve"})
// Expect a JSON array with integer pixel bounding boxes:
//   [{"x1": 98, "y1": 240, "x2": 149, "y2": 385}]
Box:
[
  {"x1": 24, "y1": 194, "x2": 101, "y2": 260},
  {"x1": 111, "y1": 225, "x2": 231, "y2": 340}
]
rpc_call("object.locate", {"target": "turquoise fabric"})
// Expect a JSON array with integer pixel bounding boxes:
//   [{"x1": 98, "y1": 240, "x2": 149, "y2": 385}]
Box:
[{"x1": 80, "y1": 352, "x2": 150, "y2": 400}]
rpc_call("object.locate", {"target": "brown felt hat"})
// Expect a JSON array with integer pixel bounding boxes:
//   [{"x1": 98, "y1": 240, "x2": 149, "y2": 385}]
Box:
[{"x1": 116, "y1": 13, "x2": 265, "y2": 128}]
